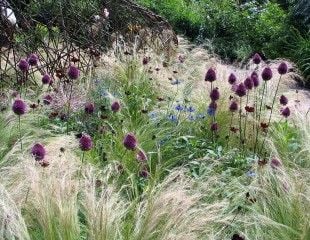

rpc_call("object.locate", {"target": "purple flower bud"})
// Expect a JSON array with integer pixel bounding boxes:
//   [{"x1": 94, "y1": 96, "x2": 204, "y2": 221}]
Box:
[
  {"x1": 210, "y1": 122, "x2": 218, "y2": 131},
  {"x1": 18, "y1": 59, "x2": 29, "y2": 72},
  {"x1": 79, "y1": 134, "x2": 93, "y2": 151},
  {"x1": 123, "y1": 133, "x2": 138, "y2": 150},
  {"x1": 111, "y1": 101, "x2": 121, "y2": 112},
  {"x1": 28, "y1": 54, "x2": 39, "y2": 66},
  {"x1": 84, "y1": 102, "x2": 95, "y2": 114},
  {"x1": 68, "y1": 65, "x2": 80, "y2": 79},
  {"x1": 228, "y1": 73, "x2": 237, "y2": 85},
  {"x1": 136, "y1": 149, "x2": 148, "y2": 162},
  {"x1": 244, "y1": 77, "x2": 253, "y2": 90},
  {"x1": 280, "y1": 95, "x2": 288, "y2": 105},
  {"x1": 270, "y1": 157, "x2": 282, "y2": 169},
  {"x1": 252, "y1": 75, "x2": 260, "y2": 88},
  {"x1": 43, "y1": 95, "x2": 53, "y2": 105},
  {"x1": 229, "y1": 101, "x2": 238, "y2": 112},
  {"x1": 42, "y1": 73, "x2": 51, "y2": 85},
  {"x1": 209, "y1": 101, "x2": 218, "y2": 111},
  {"x1": 235, "y1": 83, "x2": 247, "y2": 97},
  {"x1": 210, "y1": 87, "x2": 220, "y2": 101},
  {"x1": 278, "y1": 62, "x2": 288, "y2": 75},
  {"x1": 253, "y1": 53, "x2": 261, "y2": 65},
  {"x1": 281, "y1": 107, "x2": 290, "y2": 118},
  {"x1": 31, "y1": 143, "x2": 46, "y2": 161},
  {"x1": 139, "y1": 167, "x2": 149, "y2": 178},
  {"x1": 12, "y1": 99, "x2": 27, "y2": 115},
  {"x1": 205, "y1": 68, "x2": 216, "y2": 82},
  {"x1": 262, "y1": 67, "x2": 273, "y2": 81}
]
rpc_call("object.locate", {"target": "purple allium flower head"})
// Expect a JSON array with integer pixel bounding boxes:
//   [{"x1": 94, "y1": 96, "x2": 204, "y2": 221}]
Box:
[
  {"x1": 31, "y1": 143, "x2": 46, "y2": 161},
  {"x1": 253, "y1": 53, "x2": 261, "y2": 65},
  {"x1": 205, "y1": 68, "x2": 216, "y2": 82},
  {"x1": 111, "y1": 101, "x2": 121, "y2": 112},
  {"x1": 18, "y1": 59, "x2": 29, "y2": 72},
  {"x1": 12, "y1": 99, "x2": 27, "y2": 115},
  {"x1": 139, "y1": 168, "x2": 149, "y2": 178},
  {"x1": 123, "y1": 133, "x2": 138, "y2": 150},
  {"x1": 252, "y1": 75, "x2": 260, "y2": 88},
  {"x1": 28, "y1": 54, "x2": 39, "y2": 66},
  {"x1": 244, "y1": 77, "x2": 253, "y2": 90},
  {"x1": 229, "y1": 101, "x2": 238, "y2": 112},
  {"x1": 68, "y1": 65, "x2": 80, "y2": 79},
  {"x1": 262, "y1": 67, "x2": 273, "y2": 81},
  {"x1": 228, "y1": 73, "x2": 237, "y2": 85},
  {"x1": 43, "y1": 94, "x2": 53, "y2": 105},
  {"x1": 210, "y1": 87, "x2": 220, "y2": 101},
  {"x1": 210, "y1": 122, "x2": 218, "y2": 131},
  {"x1": 209, "y1": 101, "x2": 218, "y2": 111},
  {"x1": 142, "y1": 57, "x2": 149, "y2": 65},
  {"x1": 270, "y1": 157, "x2": 282, "y2": 169},
  {"x1": 251, "y1": 71, "x2": 258, "y2": 78},
  {"x1": 279, "y1": 95, "x2": 288, "y2": 105},
  {"x1": 42, "y1": 73, "x2": 51, "y2": 85},
  {"x1": 84, "y1": 102, "x2": 95, "y2": 114},
  {"x1": 235, "y1": 83, "x2": 247, "y2": 97},
  {"x1": 136, "y1": 149, "x2": 148, "y2": 162},
  {"x1": 281, "y1": 107, "x2": 290, "y2": 118},
  {"x1": 278, "y1": 62, "x2": 288, "y2": 75},
  {"x1": 79, "y1": 134, "x2": 93, "y2": 151}
]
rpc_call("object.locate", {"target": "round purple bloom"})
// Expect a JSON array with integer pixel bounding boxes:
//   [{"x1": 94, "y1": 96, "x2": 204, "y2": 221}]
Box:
[
  {"x1": 228, "y1": 73, "x2": 237, "y2": 85},
  {"x1": 235, "y1": 83, "x2": 247, "y2": 97},
  {"x1": 210, "y1": 87, "x2": 220, "y2": 101},
  {"x1": 123, "y1": 133, "x2": 138, "y2": 150},
  {"x1": 205, "y1": 68, "x2": 216, "y2": 82},
  {"x1": 79, "y1": 134, "x2": 93, "y2": 151},
  {"x1": 270, "y1": 157, "x2": 282, "y2": 169},
  {"x1": 18, "y1": 59, "x2": 29, "y2": 72},
  {"x1": 85, "y1": 102, "x2": 95, "y2": 114},
  {"x1": 229, "y1": 101, "x2": 238, "y2": 112},
  {"x1": 262, "y1": 67, "x2": 273, "y2": 81},
  {"x1": 31, "y1": 143, "x2": 46, "y2": 161},
  {"x1": 244, "y1": 77, "x2": 253, "y2": 90},
  {"x1": 28, "y1": 54, "x2": 39, "y2": 66},
  {"x1": 43, "y1": 95, "x2": 53, "y2": 105},
  {"x1": 136, "y1": 149, "x2": 148, "y2": 162},
  {"x1": 111, "y1": 101, "x2": 121, "y2": 112},
  {"x1": 281, "y1": 107, "x2": 290, "y2": 118},
  {"x1": 68, "y1": 65, "x2": 80, "y2": 79},
  {"x1": 210, "y1": 122, "x2": 218, "y2": 131},
  {"x1": 278, "y1": 62, "x2": 288, "y2": 75},
  {"x1": 42, "y1": 73, "x2": 51, "y2": 85},
  {"x1": 251, "y1": 71, "x2": 258, "y2": 78},
  {"x1": 12, "y1": 99, "x2": 27, "y2": 115},
  {"x1": 252, "y1": 75, "x2": 260, "y2": 88},
  {"x1": 253, "y1": 53, "x2": 261, "y2": 65},
  {"x1": 279, "y1": 95, "x2": 288, "y2": 105}
]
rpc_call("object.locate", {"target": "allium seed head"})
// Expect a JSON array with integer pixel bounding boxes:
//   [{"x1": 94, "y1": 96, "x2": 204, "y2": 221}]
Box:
[
  {"x1": 281, "y1": 107, "x2": 290, "y2": 118},
  {"x1": 79, "y1": 134, "x2": 93, "y2": 151},
  {"x1": 253, "y1": 53, "x2": 261, "y2": 65},
  {"x1": 262, "y1": 67, "x2": 273, "y2": 81},
  {"x1": 278, "y1": 62, "x2": 288, "y2": 75},
  {"x1": 12, "y1": 99, "x2": 27, "y2": 115},
  {"x1": 68, "y1": 65, "x2": 80, "y2": 79},
  {"x1": 280, "y1": 95, "x2": 288, "y2": 105},
  {"x1": 235, "y1": 83, "x2": 247, "y2": 97},
  {"x1": 18, "y1": 59, "x2": 29, "y2": 72},
  {"x1": 123, "y1": 133, "x2": 138, "y2": 150},
  {"x1": 84, "y1": 102, "x2": 95, "y2": 114},
  {"x1": 229, "y1": 101, "x2": 238, "y2": 112},
  {"x1": 205, "y1": 68, "x2": 216, "y2": 82},
  {"x1": 210, "y1": 87, "x2": 220, "y2": 101},
  {"x1": 42, "y1": 73, "x2": 51, "y2": 85},
  {"x1": 111, "y1": 101, "x2": 121, "y2": 112},
  {"x1": 244, "y1": 77, "x2": 253, "y2": 90},
  {"x1": 28, "y1": 54, "x2": 39, "y2": 66},
  {"x1": 31, "y1": 143, "x2": 46, "y2": 161},
  {"x1": 228, "y1": 73, "x2": 237, "y2": 85}
]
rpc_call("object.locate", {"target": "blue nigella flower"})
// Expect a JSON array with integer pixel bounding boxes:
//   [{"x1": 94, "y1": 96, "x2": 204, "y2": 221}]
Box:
[
  {"x1": 246, "y1": 170, "x2": 256, "y2": 177},
  {"x1": 207, "y1": 107, "x2": 216, "y2": 116},
  {"x1": 168, "y1": 114, "x2": 178, "y2": 122},
  {"x1": 188, "y1": 115, "x2": 195, "y2": 121},
  {"x1": 175, "y1": 104, "x2": 184, "y2": 111},
  {"x1": 186, "y1": 106, "x2": 195, "y2": 113},
  {"x1": 171, "y1": 79, "x2": 182, "y2": 85}
]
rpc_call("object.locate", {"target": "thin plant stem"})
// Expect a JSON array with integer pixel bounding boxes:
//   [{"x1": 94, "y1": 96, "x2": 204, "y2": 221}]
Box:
[
  {"x1": 243, "y1": 92, "x2": 250, "y2": 143},
  {"x1": 66, "y1": 82, "x2": 73, "y2": 135},
  {"x1": 239, "y1": 97, "x2": 242, "y2": 150},
  {"x1": 18, "y1": 115, "x2": 23, "y2": 150},
  {"x1": 226, "y1": 112, "x2": 234, "y2": 148}
]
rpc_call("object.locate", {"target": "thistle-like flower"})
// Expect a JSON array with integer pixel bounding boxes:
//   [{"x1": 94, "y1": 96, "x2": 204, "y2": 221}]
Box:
[
  {"x1": 228, "y1": 73, "x2": 237, "y2": 85},
  {"x1": 79, "y1": 134, "x2": 93, "y2": 151},
  {"x1": 42, "y1": 73, "x2": 51, "y2": 85},
  {"x1": 18, "y1": 59, "x2": 29, "y2": 72},
  {"x1": 235, "y1": 83, "x2": 247, "y2": 97},
  {"x1": 12, "y1": 99, "x2": 27, "y2": 115},
  {"x1": 68, "y1": 65, "x2": 80, "y2": 80},
  {"x1": 278, "y1": 62, "x2": 288, "y2": 75},
  {"x1": 123, "y1": 133, "x2": 138, "y2": 150},
  {"x1": 31, "y1": 143, "x2": 46, "y2": 161},
  {"x1": 262, "y1": 67, "x2": 273, "y2": 81},
  {"x1": 205, "y1": 68, "x2": 216, "y2": 82},
  {"x1": 28, "y1": 54, "x2": 39, "y2": 66}
]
